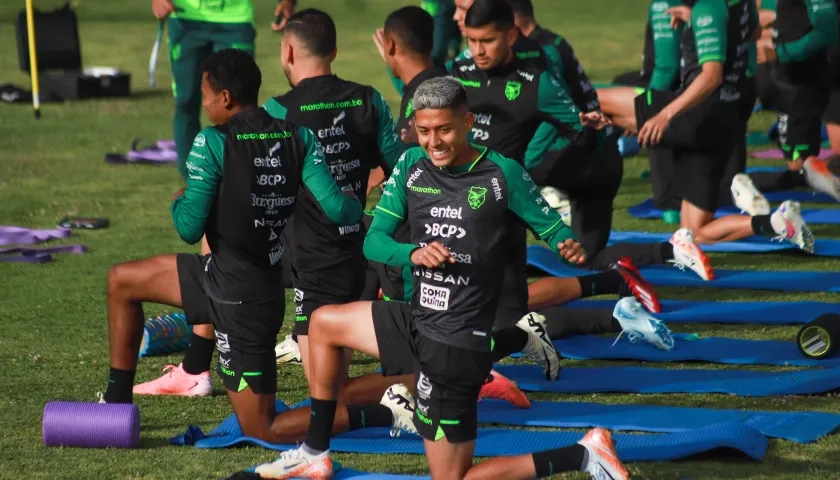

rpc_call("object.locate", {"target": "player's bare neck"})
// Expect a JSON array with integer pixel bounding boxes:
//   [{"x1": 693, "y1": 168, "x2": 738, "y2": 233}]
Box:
[{"x1": 399, "y1": 55, "x2": 434, "y2": 86}]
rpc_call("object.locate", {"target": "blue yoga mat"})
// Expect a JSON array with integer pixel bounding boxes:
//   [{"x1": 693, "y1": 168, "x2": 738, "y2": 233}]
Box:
[
  {"x1": 607, "y1": 231, "x2": 840, "y2": 256},
  {"x1": 495, "y1": 364, "x2": 840, "y2": 397},
  {"x1": 566, "y1": 299, "x2": 836, "y2": 325},
  {"x1": 477, "y1": 399, "x2": 840, "y2": 443},
  {"x1": 555, "y1": 334, "x2": 840, "y2": 367},
  {"x1": 192, "y1": 404, "x2": 767, "y2": 462},
  {"x1": 629, "y1": 199, "x2": 840, "y2": 224},
  {"x1": 526, "y1": 245, "x2": 840, "y2": 292}
]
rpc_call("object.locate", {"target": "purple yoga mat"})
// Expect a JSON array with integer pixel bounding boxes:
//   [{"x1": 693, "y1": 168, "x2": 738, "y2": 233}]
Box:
[
  {"x1": 0, "y1": 226, "x2": 71, "y2": 246},
  {"x1": 0, "y1": 244, "x2": 88, "y2": 263},
  {"x1": 751, "y1": 148, "x2": 833, "y2": 160},
  {"x1": 43, "y1": 401, "x2": 140, "y2": 448}
]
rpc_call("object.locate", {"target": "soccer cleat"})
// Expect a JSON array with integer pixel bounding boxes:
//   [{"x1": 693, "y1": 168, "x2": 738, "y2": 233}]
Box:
[
  {"x1": 132, "y1": 363, "x2": 213, "y2": 397},
  {"x1": 610, "y1": 257, "x2": 662, "y2": 313},
  {"x1": 516, "y1": 312, "x2": 562, "y2": 381},
  {"x1": 479, "y1": 369, "x2": 531, "y2": 408},
  {"x1": 731, "y1": 173, "x2": 770, "y2": 215},
  {"x1": 253, "y1": 447, "x2": 333, "y2": 479},
  {"x1": 275, "y1": 335, "x2": 302, "y2": 365},
  {"x1": 803, "y1": 157, "x2": 840, "y2": 202},
  {"x1": 669, "y1": 228, "x2": 715, "y2": 281},
  {"x1": 540, "y1": 186, "x2": 572, "y2": 226},
  {"x1": 578, "y1": 428, "x2": 630, "y2": 480},
  {"x1": 770, "y1": 200, "x2": 815, "y2": 254},
  {"x1": 380, "y1": 384, "x2": 417, "y2": 437},
  {"x1": 612, "y1": 297, "x2": 674, "y2": 351}
]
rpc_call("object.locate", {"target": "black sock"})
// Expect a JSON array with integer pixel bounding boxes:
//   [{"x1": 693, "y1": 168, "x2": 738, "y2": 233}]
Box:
[
  {"x1": 492, "y1": 326, "x2": 529, "y2": 362},
  {"x1": 532, "y1": 444, "x2": 588, "y2": 477},
  {"x1": 577, "y1": 271, "x2": 623, "y2": 298},
  {"x1": 103, "y1": 367, "x2": 136, "y2": 403},
  {"x1": 182, "y1": 334, "x2": 215, "y2": 375},
  {"x1": 751, "y1": 214, "x2": 775, "y2": 236},
  {"x1": 346, "y1": 404, "x2": 394, "y2": 430},
  {"x1": 304, "y1": 398, "x2": 338, "y2": 453},
  {"x1": 660, "y1": 242, "x2": 675, "y2": 262}
]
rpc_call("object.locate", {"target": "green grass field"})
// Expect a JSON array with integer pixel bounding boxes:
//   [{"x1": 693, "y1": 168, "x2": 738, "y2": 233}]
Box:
[{"x1": 2, "y1": 0, "x2": 840, "y2": 478}]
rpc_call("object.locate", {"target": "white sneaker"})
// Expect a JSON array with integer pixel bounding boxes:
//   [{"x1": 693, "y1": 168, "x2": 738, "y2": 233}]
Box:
[
  {"x1": 275, "y1": 335, "x2": 302, "y2": 365},
  {"x1": 803, "y1": 158, "x2": 840, "y2": 202},
  {"x1": 612, "y1": 297, "x2": 674, "y2": 351},
  {"x1": 253, "y1": 446, "x2": 333, "y2": 479},
  {"x1": 669, "y1": 228, "x2": 714, "y2": 281},
  {"x1": 516, "y1": 312, "x2": 561, "y2": 381},
  {"x1": 540, "y1": 186, "x2": 572, "y2": 226},
  {"x1": 579, "y1": 428, "x2": 630, "y2": 480},
  {"x1": 380, "y1": 384, "x2": 417, "y2": 437},
  {"x1": 770, "y1": 200, "x2": 815, "y2": 253},
  {"x1": 731, "y1": 173, "x2": 771, "y2": 215}
]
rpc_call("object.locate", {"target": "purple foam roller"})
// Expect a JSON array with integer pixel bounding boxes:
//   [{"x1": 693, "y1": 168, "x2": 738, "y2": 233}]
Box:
[{"x1": 42, "y1": 401, "x2": 140, "y2": 448}]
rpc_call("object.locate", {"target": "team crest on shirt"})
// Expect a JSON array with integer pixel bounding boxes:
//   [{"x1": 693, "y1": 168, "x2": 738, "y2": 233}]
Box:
[
  {"x1": 504, "y1": 81, "x2": 521, "y2": 101},
  {"x1": 468, "y1": 186, "x2": 487, "y2": 210}
]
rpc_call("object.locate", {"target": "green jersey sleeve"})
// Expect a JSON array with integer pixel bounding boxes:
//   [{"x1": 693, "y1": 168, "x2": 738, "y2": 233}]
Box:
[
  {"x1": 523, "y1": 72, "x2": 582, "y2": 170},
  {"x1": 372, "y1": 88, "x2": 406, "y2": 174},
  {"x1": 761, "y1": 0, "x2": 777, "y2": 11},
  {"x1": 492, "y1": 155, "x2": 578, "y2": 259},
  {"x1": 776, "y1": 0, "x2": 839, "y2": 63},
  {"x1": 692, "y1": 0, "x2": 728, "y2": 65},
  {"x1": 170, "y1": 128, "x2": 225, "y2": 245},
  {"x1": 262, "y1": 97, "x2": 288, "y2": 120},
  {"x1": 649, "y1": 0, "x2": 683, "y2": 91},
  {"x1": 364, "y1": 150, "x2": 421, "y2": 267},
  {"x1": 298, "y1": 127, "x2": 364, "y2": 226}
]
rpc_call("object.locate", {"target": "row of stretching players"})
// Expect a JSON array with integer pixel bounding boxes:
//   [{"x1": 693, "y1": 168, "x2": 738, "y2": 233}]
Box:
[{"x1": 100, "y1": 1, "x2": 830, "y2": 479}]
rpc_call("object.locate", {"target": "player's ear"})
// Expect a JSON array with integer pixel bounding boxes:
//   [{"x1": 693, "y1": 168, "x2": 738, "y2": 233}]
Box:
[
  {"x1": 506, "y1": 26, "x2": 518, "y2": 46},
  {"x1": 221, "y1": 89, "x2": 234, "y2": 109},
  {"x1": 463, "y1": 111, "x2": 475, "y2": 131}
]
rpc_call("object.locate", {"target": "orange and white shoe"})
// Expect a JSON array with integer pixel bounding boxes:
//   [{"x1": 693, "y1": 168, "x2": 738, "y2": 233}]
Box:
[
  {"x1": 578, "y1": 428, "x2": 629, "y2": 480},
  {"x1": 254, "y1": 447, "x2": 333, "y2": 479},
  {"x1": 132, "y1": 363, "x2": 213, "y2": 397},
  {"x1": 479, "y1": 369, "x2": 531, "y2": 409},
  {"x1": 803, "y1": 157, "x2": 840, "y2": 202},
  {"x1": 669, "y1": 228, "x2": 714, "y2": 281}
]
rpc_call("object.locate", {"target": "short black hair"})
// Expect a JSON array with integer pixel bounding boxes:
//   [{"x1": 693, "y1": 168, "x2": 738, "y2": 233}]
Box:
[
  {"x1": 284, "y1": 8, "x2": 337, "y2": 57},
  {"x1": 201, "y1": 48, "x2": 261, "y2": 106},
  {"x1": 506, "y1": 0, "x2": 534, "y2": 17},
  {"x1": 464, "y1": 0, "x2": 515, "y2": 30},
  {"x1": 384, "y1": 6, "x2": 434, "y2": 56}
]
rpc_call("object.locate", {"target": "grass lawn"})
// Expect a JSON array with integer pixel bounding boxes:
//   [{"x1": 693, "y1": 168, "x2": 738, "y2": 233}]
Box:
[{"x1": 2, "y1": 0, "x2": 840, "y2": 478}]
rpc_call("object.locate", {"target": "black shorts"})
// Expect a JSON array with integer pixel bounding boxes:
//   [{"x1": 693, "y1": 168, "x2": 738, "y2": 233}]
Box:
[
  {"x1": 177, "y1": 253, "x2": 284, "y2": 394},
  {"x1": 824, "y1": 88, "x2": 840, "y2": 125},
  {"x1": 635, "y1": 90, "x2": 738, "y2": 212},
  {"x1": 372, "y1": 301, "x2": 493, "y2": 443},
  {"x1": 775, "y1": 79, "x2": 829, "y2": 161},
  {"x1": 291, "y1": 259, "x2": 367, "y2": 335}
]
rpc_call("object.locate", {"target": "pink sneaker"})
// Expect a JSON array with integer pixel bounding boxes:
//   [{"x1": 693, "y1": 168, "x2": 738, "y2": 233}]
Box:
[{"x1": 133, "y1": 363, "x2": 213, "y2": 397}]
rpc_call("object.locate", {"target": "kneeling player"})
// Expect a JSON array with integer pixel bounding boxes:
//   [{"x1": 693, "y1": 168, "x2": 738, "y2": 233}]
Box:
[
  {"x1": 253, "y1": 77, "x2": 627, "y2": 480},
  {"x1": 98, "y1": 49, "x2": 413, "y2": 444}
]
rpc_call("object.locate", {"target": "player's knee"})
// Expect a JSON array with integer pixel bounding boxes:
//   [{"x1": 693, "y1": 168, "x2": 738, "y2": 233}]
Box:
[
  {"x1": 106, "y1": 263, "x2": 133, "y2": 299},
  {"x1": 309, "y1": 305, "x2": 343, "y2": 343}
]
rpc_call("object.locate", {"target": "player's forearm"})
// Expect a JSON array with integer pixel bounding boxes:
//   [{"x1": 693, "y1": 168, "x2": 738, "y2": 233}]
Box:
[
  {"x1": 777, "y1": 28, "x2": 839, "y2": 63},
  {"x1": 363, "y1": 220, "x2": 417, "y2": 267},
  {"x1": 661, "y1": 67, "x2": 722, "y2": 119},
  {"x1": 170, "y1": 197, "x2": 209, "y2": 245}
]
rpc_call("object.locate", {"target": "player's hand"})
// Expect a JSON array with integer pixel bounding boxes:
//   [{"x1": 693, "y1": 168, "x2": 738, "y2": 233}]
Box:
[
  {"x1": 171, "y1": 187, "x2": 186, "y2": 201},
  {"x1": 557, "y1": 239, "x2": 586, "y2": 265},
  {"x1": 637, "y1": 112, "x2": 672, "y2": 147},
  {"x1": 373, "y1": 28, "x2": 387, "y2": 62},
  {"x1": 152, "y1": 0, "x2": 175, "y2": 19},
  {"x1": 666, "y1": 6, "x2": 692, "y2": 28},
  {"x1": 579, "y1": 111, "x2": 611, "y2": 130},
  {"x1": 757, "y1": 43, "x2": 778, "y2": 64},
  {"x1": 410, "y1": 242, "x2": 455, "y2": 268},
  {"x1": 272, "y1": 0, "x2": 295, "y2": 31},
  {"x1": 400, "y1": 119, "x2": 418, "y2": 144}
]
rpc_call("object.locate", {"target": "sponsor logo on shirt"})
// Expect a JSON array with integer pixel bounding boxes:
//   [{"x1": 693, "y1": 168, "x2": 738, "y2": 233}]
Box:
[
  {"x1": 419, "y1": 282, "x2": 450, "y2": 311},
  {"x1": 424, "y1": 223, "x2": 466, "y2": 239},
  {"x1": 414, "y1": 268, "x2": 470, "y2": 285},
  {"x1": 491, "y1": 178, "x2": 503, "y2": 202},
  {"x1": 429, "y1": 206, "x2": 462, "y2": 219}
]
